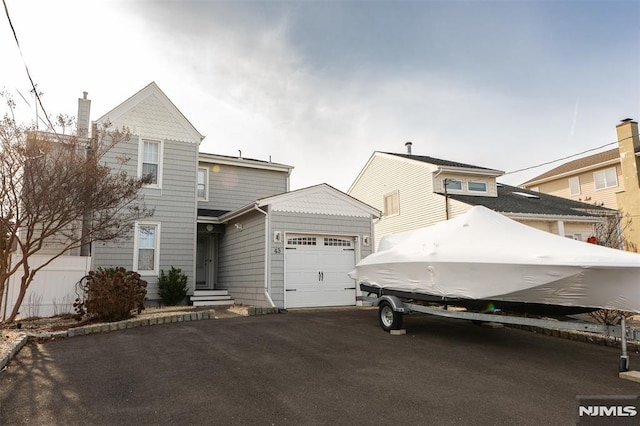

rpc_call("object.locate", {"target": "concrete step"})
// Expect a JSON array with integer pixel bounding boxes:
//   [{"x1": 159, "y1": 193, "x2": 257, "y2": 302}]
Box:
[
  {"x1": 192, "y1": 300, "x2": 235, "y2": 307},
  {"x1": 193, "y1": 290, "x2": 230, "y2": 297},
  {"x1": 190, "y1": 295, "x2": 234, "y2": 302}
]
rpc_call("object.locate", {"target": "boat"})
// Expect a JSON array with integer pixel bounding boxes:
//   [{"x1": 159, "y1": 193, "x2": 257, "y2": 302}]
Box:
[{"x1": 349, "y1": 206, "x2": 640, "y2": 315}]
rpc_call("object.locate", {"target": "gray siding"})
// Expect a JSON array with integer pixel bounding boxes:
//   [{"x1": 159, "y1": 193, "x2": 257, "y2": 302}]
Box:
[
  {"x1": 198, "y1": 163, "x2": 288, "y2": 212},
  {"x1": 92, "y1": 134, "x2": 198, "y2": 301},
  {"x1": 268, "y1": 211, "x2": 374, "y2": 308},
  {"x1": 217, "y1": 210, "x2": 267, "y2": 306}
]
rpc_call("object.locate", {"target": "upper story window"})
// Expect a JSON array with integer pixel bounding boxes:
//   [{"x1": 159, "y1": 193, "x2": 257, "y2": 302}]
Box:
[
  {"x1": 134, "y1": 222, "x2": 160, "y2": 275},
  {"x1": 594, "y1": 167, "x2": 617, "y2": 190},
  {"x1": 443, "y1": 178, "x2": 463, "y2": 192},
  {"x1": 139, "y1": 138, "x2": 163, "y2": 187},
  {"x1": 197, "y1": 167, "x2": 208, "y2": 201},
  {"x1": 468, "y1": 180, "x2": 487, "y2": 193},
  {"x1": 568, "y1": 176, "x2": 581, "y2": 196},
  {"x1": 384, "y1": 190, "x2": 399, "y2": 217}
]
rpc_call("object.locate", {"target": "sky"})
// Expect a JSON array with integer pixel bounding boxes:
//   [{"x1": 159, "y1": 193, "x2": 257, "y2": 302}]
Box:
[{"x1": 1, "y1": 0, "x2": 639, "y2": 191}]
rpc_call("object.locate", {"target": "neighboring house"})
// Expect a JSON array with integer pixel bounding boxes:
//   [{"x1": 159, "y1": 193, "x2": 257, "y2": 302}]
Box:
[
  {"x1": 89, "y1": 82, "x2": 379, "y2": 309},
  {"x1": 522, "y1": 119, "x2": 640, "y2": 250},
  {"x1": 348, "y1": 142, "x2": 616, "y2": 249}
]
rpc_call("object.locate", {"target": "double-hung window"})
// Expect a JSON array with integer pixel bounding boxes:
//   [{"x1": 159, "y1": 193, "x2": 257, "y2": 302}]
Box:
[
  {"x1": 140, "y1": 139, "x2": 162, "y2": 187},
  {"x1": 134, "y1": 222, "x2": 160, "y2": 275},
  {"x1": 197, "y1": 167, "x2": 208, "y2": 200},
  {"x1": 594, "y1": 167, "x2": 617, "y2": 190}
]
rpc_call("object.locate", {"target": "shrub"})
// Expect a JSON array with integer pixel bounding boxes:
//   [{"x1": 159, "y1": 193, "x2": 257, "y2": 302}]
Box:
[
  {"x1": 74, "y1": 267, "x2": 147, "y2": 321},
  {"x1": 158, "y1": 266, "x2": 188, "y2": 306}
]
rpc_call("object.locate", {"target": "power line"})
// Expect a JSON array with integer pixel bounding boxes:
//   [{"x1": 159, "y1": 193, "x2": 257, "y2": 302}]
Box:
[
  {"x1": 2, "y1": 0, "x2": 56, "y2": 132},
  {"x1": 504, "y1": 134, "x2": 636, "y2": 176}
]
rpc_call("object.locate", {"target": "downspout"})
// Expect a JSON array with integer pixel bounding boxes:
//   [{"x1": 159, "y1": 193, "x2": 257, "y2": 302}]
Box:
[
  {"x1": 253, "y1": 203, "x2": 276, "y2": 308},
  {"x1": 434, "y1": 168, "x2": 449, "y2": 220}
]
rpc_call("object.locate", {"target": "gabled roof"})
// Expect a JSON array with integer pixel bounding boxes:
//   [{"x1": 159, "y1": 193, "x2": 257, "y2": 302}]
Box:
[
  {"x1": 94, "y1": 82, "x2": 204, "y2": 144},
  {"x1": 523, "y1": 148, "x2": 620, "y2": 186},
  {"x1": 384, "y1": 152, "x2": 503, "y2": 174},
  {"x1": 221, "y1": 183, "x2": 380, "y2": 222},
  {"x1": 444, "y1": 183, "x2": 616, "y2": 219}
]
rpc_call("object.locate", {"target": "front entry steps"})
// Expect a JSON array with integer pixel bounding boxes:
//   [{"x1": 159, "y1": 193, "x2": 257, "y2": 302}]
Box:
[{"x1": 190, "y1": 290, "x2": 235, "y2": 307}]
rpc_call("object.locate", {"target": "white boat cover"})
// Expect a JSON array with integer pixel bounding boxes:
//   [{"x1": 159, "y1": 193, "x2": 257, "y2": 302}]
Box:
[{"x1": 350, "y1": 206, "x2": 640, "y2": 312}]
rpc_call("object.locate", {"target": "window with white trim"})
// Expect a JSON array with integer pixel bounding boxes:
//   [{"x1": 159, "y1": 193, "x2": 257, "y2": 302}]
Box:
[
  {"x1": 287, "y1": 236, "x2": 317, "y2": 246},
  {"x1": 468, "y1": 180, "x2": 487, "y2": 193},
  {"x1": 139, "y1": 138, "x2": 162, "y2": 187},
  {"x1": 594, "y1": 167, "x2": 617, "y2": 190},
  {"x1": 383, "y1": 191, "x2": 399, "y2": 217},
  {"x1": 443, "y1": 178, "x2": 463, "y2": 192},
  {"x1": 324, "y1": 237, "x2": 352, "y2": 247},
  {"x1": 134, "y1": 222, "x2": 160, "y2": 275},
  {"x1": 568, "y1": 176, "x2": 580, "y2": 196},
  {"x1": 197, "y1": 167, "x2": 208, "y2": 200}
]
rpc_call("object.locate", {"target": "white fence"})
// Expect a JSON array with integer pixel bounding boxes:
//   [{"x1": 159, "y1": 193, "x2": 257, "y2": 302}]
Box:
[{"x1": 1, "y1": 255, "x2": 91, "y2": 320}]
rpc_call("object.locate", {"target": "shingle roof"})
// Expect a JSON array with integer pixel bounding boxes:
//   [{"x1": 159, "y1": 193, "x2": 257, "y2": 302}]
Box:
[
  {"x1": 523, "y1": 148, "x2": 619, "y2": 185},
  {"x1": 384, "y1": 153, "x2": 501, "y2": 172},
  {"x1": 444, "y1": 184, "x2": 616, "y2": 217}
]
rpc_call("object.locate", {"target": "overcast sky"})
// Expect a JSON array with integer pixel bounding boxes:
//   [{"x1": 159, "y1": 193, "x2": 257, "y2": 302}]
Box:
[{"x1": 2, "y1": 0, "x2": 639, "y2": 191}]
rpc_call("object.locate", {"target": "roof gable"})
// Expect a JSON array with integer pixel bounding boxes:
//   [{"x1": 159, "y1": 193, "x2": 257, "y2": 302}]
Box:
[
  {"x1": 95, "y1": 82, "x2": 204, "y2": 144},
  {"x1": 260, "y1": 184, "x2": 380, "y2": 218}
]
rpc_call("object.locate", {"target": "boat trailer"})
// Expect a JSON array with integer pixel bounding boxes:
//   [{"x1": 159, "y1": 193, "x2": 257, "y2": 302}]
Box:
[{"x1": 358, "y1": 294, "x2": 639, "y2": 373}]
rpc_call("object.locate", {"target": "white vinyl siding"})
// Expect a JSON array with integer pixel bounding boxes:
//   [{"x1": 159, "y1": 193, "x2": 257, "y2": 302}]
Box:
[
  {"x1": 594, "y1": 167, "x2": 618, "y2": 190},
  {"x1": 134, "y1": 222, "x2": 160, "y2": 275},
  {"x1": 384, "y1": 191, "x2": 399, "y2": 217},
  {"x1": 569, "y1": 176, "x2": 581, "y2": 195},
  {"x1": 139, "y1": 138, "x2": 163, "y2": 187},
  {"x1": 197, "y1": 167, "x2": 208, "y2": 201}
]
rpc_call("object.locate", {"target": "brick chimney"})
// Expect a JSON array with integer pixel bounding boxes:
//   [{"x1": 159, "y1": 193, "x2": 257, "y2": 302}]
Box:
[{"x1": 77, "y1": 91, "x2": 91, "y2": 138}]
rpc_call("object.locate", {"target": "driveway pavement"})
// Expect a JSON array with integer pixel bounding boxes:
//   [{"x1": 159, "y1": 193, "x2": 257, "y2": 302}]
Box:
[{"x1": 1, "y1": 308, "x2": 639, "y2": 425}]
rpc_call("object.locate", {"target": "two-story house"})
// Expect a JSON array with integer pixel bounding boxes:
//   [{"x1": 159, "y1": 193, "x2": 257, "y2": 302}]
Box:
[
  {"x1": 348, "y1": 142, "x2": 615, "y2": 249},
  {"x1": 522, "y1": 119, "x2": 640, "y2": 250},
  {"x1": 90, "y1": 82, "x2": 379, "y2": 310}
]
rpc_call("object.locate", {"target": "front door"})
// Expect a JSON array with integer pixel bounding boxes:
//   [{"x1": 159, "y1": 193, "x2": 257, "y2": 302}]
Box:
[{"x1": 196, "y1": 234, "x2": 215, "y2": 289}]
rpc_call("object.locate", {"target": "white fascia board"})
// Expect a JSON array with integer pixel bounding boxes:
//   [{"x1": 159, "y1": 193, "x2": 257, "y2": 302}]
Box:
[
  {"x1": 523, "y1": 158, "x2": 620, "y2": 187},
  {"x1": 95, "y1": 82, "x2": 204, "y2": 143},
  {"x1": 436, "y1": 165, "x2": 504, "y2": 177},
  {"x1": 502, "y1": 212, "x2": 607, "y2": 223},
  {"x1": 198, "y1": 153, "x2": 293, "y2": 173}
]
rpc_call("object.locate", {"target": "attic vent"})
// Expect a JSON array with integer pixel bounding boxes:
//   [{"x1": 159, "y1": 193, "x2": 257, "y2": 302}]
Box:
[{"x1": 512, "y1": 191, "x2": 539, "y2": 199}]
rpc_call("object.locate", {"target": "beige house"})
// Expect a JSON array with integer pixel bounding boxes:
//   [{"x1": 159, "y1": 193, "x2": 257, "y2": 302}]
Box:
[
  {"x1": 348, "y1": 143, "x2": 616, "y2": 249},
  {"x1": 522, "y1": 119, "x2": 640, "y2": 250}
]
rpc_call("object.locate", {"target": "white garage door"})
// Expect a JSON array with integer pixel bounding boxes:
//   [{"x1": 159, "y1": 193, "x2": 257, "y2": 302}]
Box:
[{"x1": 285, "y1": 235, "x2": 356, "y2": 308}]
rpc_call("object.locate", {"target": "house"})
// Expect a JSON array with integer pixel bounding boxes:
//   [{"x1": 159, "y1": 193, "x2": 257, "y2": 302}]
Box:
[
  {"x1": 89, "y1": 82, "x2": 379, "y2": 309},
  {"x1": 522, "y1": 119, "x2": 640, "y2": 250},
  {"x1": 348, "y1": 142, "x2": 616, "y2": 249}
]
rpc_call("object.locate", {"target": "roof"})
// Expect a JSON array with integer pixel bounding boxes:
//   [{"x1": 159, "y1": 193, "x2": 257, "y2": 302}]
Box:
[
  {"x1": 383, "y1": 152, "x2": 503, "y2": 174},
  {"x1": 198, "y1": 152, "x2": 293, "y2": 173},
  {"x1": 444, "y1": 183, "x2": 616, "y2": 218},
  {"x1": 522, "y1": 148, "x2": 620, "y2": 185},
  {"x1": 95, "y1": 82, "x2": 204, "y2": 143}
]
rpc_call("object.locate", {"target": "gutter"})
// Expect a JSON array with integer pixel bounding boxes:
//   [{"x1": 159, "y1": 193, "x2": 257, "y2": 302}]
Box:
[{"x1": 502, "y1": 212, "x2": 608, "y2": 223}]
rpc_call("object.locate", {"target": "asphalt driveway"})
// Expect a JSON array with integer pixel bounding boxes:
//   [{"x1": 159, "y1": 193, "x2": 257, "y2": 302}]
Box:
[{"x1": 1, "y1": 308, "x2": 639, "y2": 425}]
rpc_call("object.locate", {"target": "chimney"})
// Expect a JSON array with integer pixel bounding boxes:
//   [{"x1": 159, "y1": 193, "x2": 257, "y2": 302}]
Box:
[
  {"x1": 405, "y1": 141, "x2": 412, "y2": 155},
  {"x1": 77, "y1": 91, "x2": 91, "y2": 138}
]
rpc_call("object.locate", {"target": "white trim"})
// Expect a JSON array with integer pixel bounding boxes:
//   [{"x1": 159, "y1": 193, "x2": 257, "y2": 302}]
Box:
[
  {"x1": 197, "y1": 167, "x2": 209, "y2": 201},
  {"x1": 133, "y1": 221, "x2": 161, "y2": 276},
  {"x1": 138, "y1": 137, "x2": 164, "y2": 189},
  {"x1": 198, "y1": 153, "x2": 293, "y2": 173}
]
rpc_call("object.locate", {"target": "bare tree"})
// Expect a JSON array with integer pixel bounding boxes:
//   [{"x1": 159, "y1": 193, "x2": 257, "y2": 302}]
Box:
[{"x1": 0, "y1": 95, "x2": 153, "y2": 323}]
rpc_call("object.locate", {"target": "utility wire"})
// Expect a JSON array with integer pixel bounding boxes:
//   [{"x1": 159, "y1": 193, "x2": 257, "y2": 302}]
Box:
[
  {"x1": 3, "y1": 0, "x2": 56, "y2": 133},
  {"x1": 504, "y1": 134, "x2": 636, "y2": 176}
]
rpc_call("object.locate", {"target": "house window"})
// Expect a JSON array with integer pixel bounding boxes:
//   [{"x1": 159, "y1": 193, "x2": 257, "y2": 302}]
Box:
[
  {"x1": 444, "y1": 178, "x2": 462, "y2": 192},
  {"x1": 468, "y1": 181, "x2": 487, "y2": 193},
  {"x1": 568, "y1": 176, "x2": 581, "y2": 196},
  {"x1": 287, "y1": 236, "x2": 317, "y2": 246},
  {"x1": 134, "y1": 222, "x2": 160, "y2": 275},
  {"x1": 139, "y1": 138, "x2": 162, "y2": 187},
  {"x1": 384, "y1": 191, "x2": 399, "y2": 217},
  {"x1": 197, "y1": 168, "x2": 208, "y2": 200},
  {"x1": 594, "y1": 167, "x2": 617, "y2": 190},
  {"x1": 324, "y1": 237, "x2": 352, "y2": 247}
]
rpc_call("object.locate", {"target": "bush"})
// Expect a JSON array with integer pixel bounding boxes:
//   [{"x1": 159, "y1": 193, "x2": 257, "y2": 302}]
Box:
[
  {"x1": 158, "y1": 266, "x2": 188, "y2": 306},
  {"x1": 74, "y1": 267, "x2": 147, "y2": 321}
]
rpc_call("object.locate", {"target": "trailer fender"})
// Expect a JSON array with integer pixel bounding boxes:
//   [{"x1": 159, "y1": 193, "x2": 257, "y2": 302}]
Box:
[{"x1": 376, "y1": 295, "x2": 410, "y2": 314}]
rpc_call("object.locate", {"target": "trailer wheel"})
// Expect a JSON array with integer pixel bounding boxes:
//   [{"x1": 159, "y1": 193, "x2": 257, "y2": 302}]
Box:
[{"x1": 378, "y1": 301, "x2": 403, "y2": 331}]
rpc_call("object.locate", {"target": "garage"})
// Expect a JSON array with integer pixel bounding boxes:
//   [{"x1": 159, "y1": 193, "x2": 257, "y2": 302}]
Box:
[{"x1": 284, "y1": 234, "x2": 357, "y2": 308}]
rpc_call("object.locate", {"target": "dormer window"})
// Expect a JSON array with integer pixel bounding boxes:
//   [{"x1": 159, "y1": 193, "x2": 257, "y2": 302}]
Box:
[
  {"x1": 444, "y1": 178, "x2": 463, "y2": 192},
  {"x1": 468, "y1": 181, "x2": 487, "y2": 193}
]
